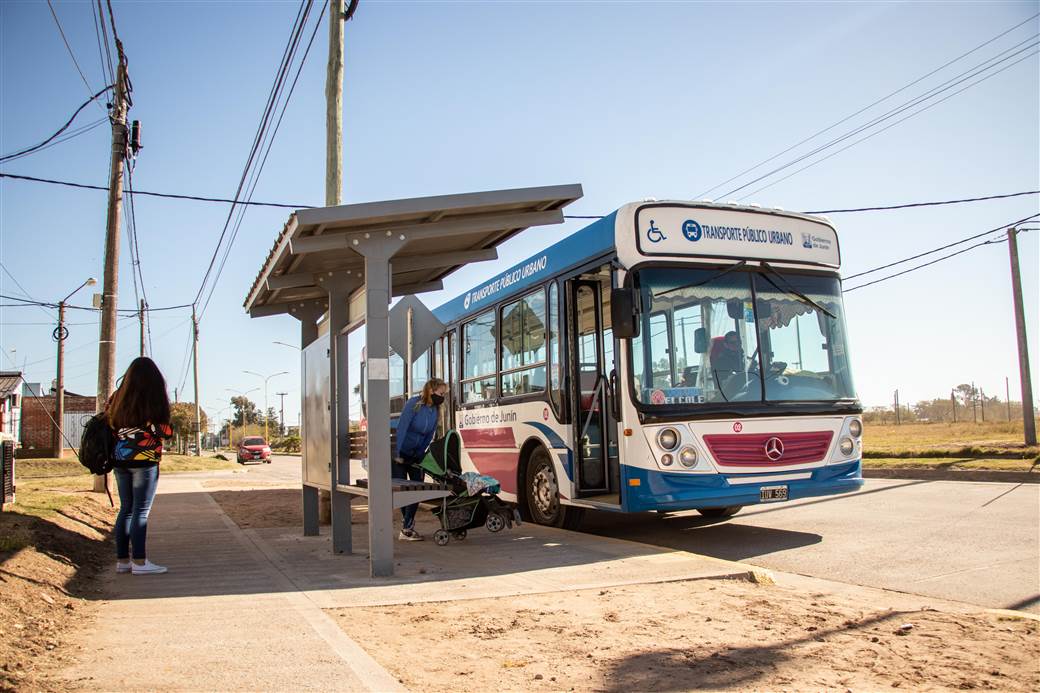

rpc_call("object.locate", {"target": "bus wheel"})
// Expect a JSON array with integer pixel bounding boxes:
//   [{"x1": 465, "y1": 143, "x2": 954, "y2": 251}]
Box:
[
  {"x1": 525, "y1": 448, "x2": 583, "y2": 529},
  {"x1": 696, "y1": 506, "x2": 743, "y2": 519}
]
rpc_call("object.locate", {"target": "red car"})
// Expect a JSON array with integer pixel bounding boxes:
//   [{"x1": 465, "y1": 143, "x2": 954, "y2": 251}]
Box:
[{"x1": 237, "y1": 437, "x2": 272, "y2": 464}]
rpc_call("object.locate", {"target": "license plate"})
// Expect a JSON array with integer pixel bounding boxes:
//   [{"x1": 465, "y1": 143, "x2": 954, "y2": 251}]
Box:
[{"x1": 760, "y1": 485, "x2": 788, "y2": 502}]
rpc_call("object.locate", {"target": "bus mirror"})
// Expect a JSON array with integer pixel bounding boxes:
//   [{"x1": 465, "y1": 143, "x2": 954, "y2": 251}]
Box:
[
  {"x1": 694, "y1": 328, "x2": 707, "y2": 354},
  {"x1": 726, "y1": 298, "x2": 743, "y2": 320},
  {"x1": 610, "y1": 288, "x2": 640, "y2": 339}
]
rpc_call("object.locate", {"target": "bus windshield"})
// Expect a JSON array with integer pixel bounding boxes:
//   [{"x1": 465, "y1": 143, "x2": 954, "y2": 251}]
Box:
[{"x1": 631, "y1": 266, "x2": 856, "y2": 406}]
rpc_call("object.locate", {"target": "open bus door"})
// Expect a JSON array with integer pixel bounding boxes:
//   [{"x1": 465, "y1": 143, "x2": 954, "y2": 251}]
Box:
[{"x1": 568, "y1": 270, "x2": 621, "y2": 504}]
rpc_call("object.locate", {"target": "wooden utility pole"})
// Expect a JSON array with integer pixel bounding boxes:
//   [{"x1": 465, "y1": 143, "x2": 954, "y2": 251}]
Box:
[
  {"x1": 94, "y1": 48, "x2": 129, "y2": 493},
  {"x1": 139, "y1": 299, "x2": 146, "y2": 356},
  {"x1": 276, "y1": 391, "x2": 288, "y2": 436},
  {"x1": 191, "y1": 307, "x2": 202, "y2": 455},
  {"x1": 1006, "y1": 376, "x2": 1012, "y2": 422},
  {"x1": 53, "y1": 302, "x2": 68, "y2": 458},
  {"x1": 893, "y1": 390, "x2": 900, "y2": 425},
  {"x1": 950, "y1": 390, "x2": 957, "y2": 423},
  {"x1": 1007, "y1": 227, "x2": 1037, "y2": 445}
]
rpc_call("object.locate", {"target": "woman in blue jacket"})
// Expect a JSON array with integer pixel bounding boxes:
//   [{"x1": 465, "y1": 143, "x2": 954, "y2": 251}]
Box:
[{"x1": 394, "y1": 377, "x2": 448, "y2": 540}]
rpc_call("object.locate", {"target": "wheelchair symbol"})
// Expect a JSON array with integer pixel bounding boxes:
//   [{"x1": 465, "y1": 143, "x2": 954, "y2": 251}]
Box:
[{"x1": 646, "y1": 220, "x2": 666, "y2": 243}]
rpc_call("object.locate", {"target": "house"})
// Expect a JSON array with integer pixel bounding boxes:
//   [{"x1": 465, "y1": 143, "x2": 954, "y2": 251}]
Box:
[
  {"x1": 19, "y1": 389, "x2": 96, "y2": 457},
  {"x1": 0, "y1": 371, "x2": 24, "y2": 447}
]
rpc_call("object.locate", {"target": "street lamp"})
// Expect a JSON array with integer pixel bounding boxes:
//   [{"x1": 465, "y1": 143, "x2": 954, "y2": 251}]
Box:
[
  {"x1": 243, "y1": 370, "x2": 288, "y2": 442},
  {"x1": 226, "y1": 387, "x2": 259, "y2": 446},
  {"x1": 273, "y1": 341, "x2": 300, "y2": 350},
  {"x1": 54, "y1": 277, "x2": 97, "y2": 457}
]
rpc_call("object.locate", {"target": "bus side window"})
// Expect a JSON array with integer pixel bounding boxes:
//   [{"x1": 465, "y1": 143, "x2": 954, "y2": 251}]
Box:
[{"x1": 548, "y1": 281, "x2": 563, "y2": 415}]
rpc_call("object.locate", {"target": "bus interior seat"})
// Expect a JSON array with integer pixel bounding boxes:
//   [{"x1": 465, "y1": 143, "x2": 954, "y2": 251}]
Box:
[{"x1": 579, "y1": 369, "x2": 600, "y2": 411}]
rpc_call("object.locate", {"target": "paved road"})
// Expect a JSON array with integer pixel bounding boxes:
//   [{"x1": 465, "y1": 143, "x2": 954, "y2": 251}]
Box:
[{"x1": 580, "y1": 479, "x2": 1040, "y2": 613}]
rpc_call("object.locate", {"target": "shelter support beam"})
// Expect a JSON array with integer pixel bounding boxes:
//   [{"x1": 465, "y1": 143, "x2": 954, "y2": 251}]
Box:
[
  {"x1": 326, "y1": 274, "x2": 362, "y2": 553},
  {"x1": 290, "y1": 301, "x2": 326, "y2": 536},
  {"x1": 355, "y1": 236, "x2": 405, "y2": 577}
]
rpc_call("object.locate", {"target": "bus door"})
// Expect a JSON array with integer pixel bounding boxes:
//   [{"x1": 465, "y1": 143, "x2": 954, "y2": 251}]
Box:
[{"x1": 569, "y1": 273, "x2": 620, "y2": 502}]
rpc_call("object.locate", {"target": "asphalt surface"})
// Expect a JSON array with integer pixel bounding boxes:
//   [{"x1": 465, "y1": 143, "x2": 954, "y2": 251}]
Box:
[{"x1": 580, "y1": 478, "x2": 1040, "y2": 613}]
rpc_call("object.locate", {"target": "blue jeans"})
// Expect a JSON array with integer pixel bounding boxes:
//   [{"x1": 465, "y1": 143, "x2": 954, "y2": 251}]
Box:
[
  {"x1": 113, "y1": 464, "x2": 160, "y2": 560},
  {"x1": 392, "y1": 457, "x2": 425, "y2": 530}
]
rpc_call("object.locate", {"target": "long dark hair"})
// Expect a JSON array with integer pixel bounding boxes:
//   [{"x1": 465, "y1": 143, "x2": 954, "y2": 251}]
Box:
[{"x1": 107, "y1": 357, "x2": 171, "y2": 429}]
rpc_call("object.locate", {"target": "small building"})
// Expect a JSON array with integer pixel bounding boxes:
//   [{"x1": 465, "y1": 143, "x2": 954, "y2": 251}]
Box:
[
  {"x1": 19, "y1": 390, "x2": 96, "y2": 457},
  {"x1": 0, "y1": 371, "x2": 24, "y2": 447}
]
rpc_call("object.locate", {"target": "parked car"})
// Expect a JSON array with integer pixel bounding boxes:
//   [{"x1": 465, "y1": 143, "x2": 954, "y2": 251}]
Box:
[{"x1": 237, "y1": 437, "x2": 272, "y2": 464}]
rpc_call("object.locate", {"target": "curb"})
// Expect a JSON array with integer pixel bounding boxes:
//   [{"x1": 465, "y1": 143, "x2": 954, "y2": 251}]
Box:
[{"x1": 864, "y1": 468, "x2": 1039, "y2": 484}]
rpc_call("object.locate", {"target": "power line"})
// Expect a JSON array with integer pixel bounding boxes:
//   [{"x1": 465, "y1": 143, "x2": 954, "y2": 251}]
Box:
[
  {"x1": 697, "y1": 14, "x2": 1039, "y2": 200},
  {"x1": 198, "y1": 0, "x2": 329, "y2": 321},
  {"x1": 722, "y1": 37, "x2": 1039, "y2": 201},
  {"x1": 0, "y1": 293, "x2": 192, "y2": 314},
  {"x1": 0, "y1": 85, "x2": 113, "y2": 163},
  {"x1": 94, "y1": 0, "x2": 115, "y2": 85},
  {"x1": 45, "y1": 0, "x2": 106, "y2": 112},
  {"x1": 0, "y1": 117, "x2": 108, "y2": 164},
  {"x1": 806, "y1": 190, "x2": 1039, "y2": 214},
  {"x1": 0, "y1": 262, "x2": 54, "y2": 320},
  {"x1": 736, "y1": 47, "x2": 1039, "y2": 202},
  {"x1": 843, "y1": 213, "x2": 1039, "y2": 289},
  {"x1": 192, "y1": 0, "x2": 317, "y2": 312}
]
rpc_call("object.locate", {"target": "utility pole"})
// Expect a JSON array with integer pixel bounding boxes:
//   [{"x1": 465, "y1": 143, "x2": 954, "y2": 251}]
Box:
[
  {"x1": 139, "y1": 299, "x2": 145, "y2": 356},
  {"x1": 894, "y1": 389, "x2": 900, "y2": 425},
  {"x1": 951, "y1": 389, "x2": 957, "y2": 423},
  {"x1": 1006, "y1": 376, "x2": 1012, "y2": 422},
  {"x1": 53, "y1": 302, "x2": 67, "y2": 458},
  {"x1": 191, "y1": 307, "x2": 202, "y2": 455},
  {"x1": 1007, "y1": 227, "x2": 1037, "y2": 445},
  {"x1": 94, "y1": 47, "x2": 129, "y2": 493},
  {"x1": 276, "y1": 391, "x2": 288, "y2": 435},
  {"x1": 971, "y1": 381, "x2": 978, "y2": 424},
  {"x1": 980, "y1": 388, "x2": 986, "y2": 423}
]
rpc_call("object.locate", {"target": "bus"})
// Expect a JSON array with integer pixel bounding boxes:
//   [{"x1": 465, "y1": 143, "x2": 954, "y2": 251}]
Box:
[{"x1": 388, "y1": 199, "x2": 863, "y2": 528}]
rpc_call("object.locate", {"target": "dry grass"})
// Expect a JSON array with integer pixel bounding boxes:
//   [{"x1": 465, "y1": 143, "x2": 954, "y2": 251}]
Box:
[
  {"x1": 14, "y1": 454, "x2": 239, "y2": 481},
  {"x1": 863, "y1": 457, "x2": 1038, "y2": 472},
  {"x1": 864, "y1": 421, "x2": 1039, "y2": 459}
]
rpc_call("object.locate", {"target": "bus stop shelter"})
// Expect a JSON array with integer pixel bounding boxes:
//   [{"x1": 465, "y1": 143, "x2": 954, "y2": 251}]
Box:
[{"x1": 244, "y1": 184, "x2": 583, "y2": 576}]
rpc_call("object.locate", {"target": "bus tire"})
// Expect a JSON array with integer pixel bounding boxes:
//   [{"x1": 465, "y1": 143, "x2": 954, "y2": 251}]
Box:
[
  {"x1": 525, "y1": 447, "x2": 583, "y2": 530},
  {"x1": 696, "y1": 506, "x2": 743, "y2": 519}
]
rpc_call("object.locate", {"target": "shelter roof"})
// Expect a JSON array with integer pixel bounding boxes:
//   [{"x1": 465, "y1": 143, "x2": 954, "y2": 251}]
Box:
[{"x1": 244, "y1": 184, "x2": 583, "y2": 316}]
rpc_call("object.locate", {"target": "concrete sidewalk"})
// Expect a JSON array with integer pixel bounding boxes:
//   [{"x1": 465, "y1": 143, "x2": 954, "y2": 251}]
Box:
[{"x1": 58, "y1": 474, "x2": 750, "y2": 692}]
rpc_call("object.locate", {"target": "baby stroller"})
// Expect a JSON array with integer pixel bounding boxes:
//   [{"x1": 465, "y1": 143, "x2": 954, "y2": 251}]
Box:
[{"x1": 414, "y1": 430, "x2": 521, "y2": 546}]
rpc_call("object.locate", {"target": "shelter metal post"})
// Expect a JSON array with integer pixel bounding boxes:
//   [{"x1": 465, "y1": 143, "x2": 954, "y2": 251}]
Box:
[
  {"x1": 357, "y1": 237, "x2": 405, "y2": 577},
  {"x1": 324, "y1": 275, "x2": 362, "y2": 553},
  {"x1": 292, "y1": 301, "x2": 326, "y2": 537}
]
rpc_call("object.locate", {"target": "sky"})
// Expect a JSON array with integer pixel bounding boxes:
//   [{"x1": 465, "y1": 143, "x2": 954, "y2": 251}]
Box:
[{"x1": 1, "y1": 0, "x2": 1037, "y2": 431}]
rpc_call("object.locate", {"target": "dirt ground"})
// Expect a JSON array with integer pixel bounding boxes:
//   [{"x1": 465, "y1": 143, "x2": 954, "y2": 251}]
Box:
[
  {"x1": 333, "y1": 579, "x2": 1039, "y2": 692},
  {"x1": 0, "y1": 483, "x2": 114, "y2": 692}
]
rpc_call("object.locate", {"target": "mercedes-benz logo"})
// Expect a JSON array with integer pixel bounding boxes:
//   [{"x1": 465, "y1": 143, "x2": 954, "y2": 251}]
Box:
[{"x1": 764, "y1": 437, "x2": 785, "y2": 461}]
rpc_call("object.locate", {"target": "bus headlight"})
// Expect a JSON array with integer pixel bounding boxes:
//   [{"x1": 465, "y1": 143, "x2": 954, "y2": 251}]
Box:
[
  {"x1": 657, "y1": 428, "x2": 680, "y2": 451},
  {"x1": 839, "y1": 437, "x2": 855, "y2": 456},
  {"x1": 660, "y1": 453, "x2": 674, "y2": 467},
  {"x1": 848, "y1": 419, "x2": 862, "y2": 438},
  {"x1": 678, "y1": 446, "x2": 698, "y2": 468}
]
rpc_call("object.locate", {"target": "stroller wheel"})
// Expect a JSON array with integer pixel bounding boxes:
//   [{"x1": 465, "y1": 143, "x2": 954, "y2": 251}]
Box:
[
  {"x1": 433, "y1": 529, "x2": 450, "y2": 546},
  {"x1": 485, "y1": 513, "x2": 506, "y2": 533},
  {"x1": 451, "y1": 530, "x2": 467, "y2": 541}
]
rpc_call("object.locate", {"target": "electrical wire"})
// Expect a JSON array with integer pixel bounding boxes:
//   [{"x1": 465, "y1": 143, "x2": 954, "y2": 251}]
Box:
[
  {"x1": 198, "y1": 0, "x2": 329, "y2": 321},
  {"x1": 697, "y1": 13, "x2": 1039, "y2": 200},
  {"x1": 0, "y1": 118, "x2": 108, "y2": 165},
  {"x1": 844, "y1": 238, "x2": 1008, "y2": 293},
  {"x1": 0, "y1": 262, "x2": 54, "y2": 319},
  {"x1": 0, "y1": 293, "x2": 191, "y2": 314},
  {"x1": 45, "y1": 0, "x2": 106, "y2": 112},
  {"x1": 736, "y1": 48, "x2": 1040, "y2": 202},
  {"x1": 95, "y1": 0, "x2": 115, "y2": 85},
  {"x1": 90, "y1": 0, "x2": 112, "y2": 87},
  {"x1": 192, "y1": 0, "x2": 316, "y2": 314},
  {"x1": 806, "y1": 190, "x2": 1040, "y2": 214},
  {"x1": 722, "y1": 38, "x2": 1039, "y2": 201},
  {"x1": 0, "y1": 86, "x2": 113, "y2": 163}
]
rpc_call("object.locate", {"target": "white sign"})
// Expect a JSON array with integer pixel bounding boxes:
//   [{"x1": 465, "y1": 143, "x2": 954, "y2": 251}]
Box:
[
  {"x1": 367, "y1": 357, "x2": 389, "y2": 380},
  {"x1": 635, "y1": 206, "x2": 840, "y2": 268}
]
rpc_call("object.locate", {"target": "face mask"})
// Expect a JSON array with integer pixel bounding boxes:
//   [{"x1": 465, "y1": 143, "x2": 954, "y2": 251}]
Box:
[{"x1": 431, "y1": 394, "x2": 445, "y2": 407}]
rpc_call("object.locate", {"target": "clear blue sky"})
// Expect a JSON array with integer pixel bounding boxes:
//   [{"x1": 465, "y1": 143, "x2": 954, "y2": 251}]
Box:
[{"x1": 1, "y1": 1, "x2": 1037, "y2": 428}]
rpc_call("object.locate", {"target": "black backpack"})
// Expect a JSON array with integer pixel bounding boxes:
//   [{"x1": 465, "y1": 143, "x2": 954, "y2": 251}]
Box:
[{"x1": 79, "y1": 413, "x2": 117, "y2": 475}]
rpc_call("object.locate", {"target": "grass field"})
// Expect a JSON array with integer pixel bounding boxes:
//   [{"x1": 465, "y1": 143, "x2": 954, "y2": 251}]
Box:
[
  {"x1": 863, "y1": 421, "x2": 1039, "y2": 459},
  {"x1": 14, "y1": 454, "x2": 239, "y2": 480}
]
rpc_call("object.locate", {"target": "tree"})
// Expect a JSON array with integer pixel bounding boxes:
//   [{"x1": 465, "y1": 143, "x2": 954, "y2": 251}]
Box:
[
  {"x1": 231, "y1": 396, "x2": 259, "y2": 425},
  {"x1": 170, "y1": 402, "x2": 208, "y2": 440},
  {"x1": 954, "y1": 384, "x2": 978, "y2": 408}
]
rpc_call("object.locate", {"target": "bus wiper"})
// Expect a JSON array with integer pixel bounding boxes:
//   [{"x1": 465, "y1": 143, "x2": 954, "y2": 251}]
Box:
[
  {"x1": 654, "y1": 261, "x2": 748, "y2": 298},
  {"x1": 758, "y1": 262, "x2": 836, "y2": 319}
]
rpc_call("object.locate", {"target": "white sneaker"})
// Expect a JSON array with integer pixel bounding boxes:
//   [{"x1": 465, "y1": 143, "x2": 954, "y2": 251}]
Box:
[
  {"x1": 116, "y1": 561, "x2": 131, "y2": 574},
  {"x1": 131, "y1": 559, "x2": 168, "y2": 575},
  {"x1": 398, "y1": 528, "x2": 424, "y2": 541}
]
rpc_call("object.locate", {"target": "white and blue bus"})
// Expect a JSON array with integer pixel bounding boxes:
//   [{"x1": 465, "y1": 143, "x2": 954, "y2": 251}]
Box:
[{"x1": 394, "y1": 200, "x2": 863, "y2": 527}]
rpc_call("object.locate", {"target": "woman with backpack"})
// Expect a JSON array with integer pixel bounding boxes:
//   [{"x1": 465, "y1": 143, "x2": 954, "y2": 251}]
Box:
[{"x1": 107, "y1": 357, "x2": 173, "y2": 575}]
